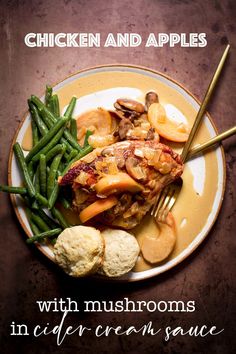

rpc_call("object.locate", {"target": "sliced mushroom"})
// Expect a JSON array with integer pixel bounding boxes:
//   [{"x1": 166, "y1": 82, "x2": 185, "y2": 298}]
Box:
[
  {"x1": 113, "y1": 193, "x2": 133, "y2": 215},
  {"x1": 109, "y1": 109, "x2": 125, "y2": 120},
  {"x1": 125, "y1": 157, "x2": 147, "y2": 181},
  {"x1": 101, "y1": 146, "x2": 114, "y2": 156},
  {"x1": 133, "y1": 113, "x2": 149, "y2": 126},
  {"x1": 118, "y1": 118, "x2": 134, "y2": 140},
  {"x1": 114, "y1": 101, "x2": 129, "y2": 113},
  {"x1": 116, "y1": 98, "x2": 145, "y2": 114},
  {"x1": 115, "y1": 155, "x2": 125, "y2": 169},
  {"x1": 141, "y1": 212, "x2": 176, "y2": 263},
  {"x1": 123, "y1": 201, "x2": 140, "y2": 218},
  {"x1": 145, "y1": 91, "x2": 159, "y2": 110},
  {"x1": 146, "y1": 127, "x2": 155, "y2": 140}
]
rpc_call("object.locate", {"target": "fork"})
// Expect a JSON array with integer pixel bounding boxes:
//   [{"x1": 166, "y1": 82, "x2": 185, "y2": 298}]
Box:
[
  {"x1": 152, "y1": 125, "x2": 236, "y2": 221},
  {"x1": 151, "y1": 44, "x2": 230, "y2": 221}
]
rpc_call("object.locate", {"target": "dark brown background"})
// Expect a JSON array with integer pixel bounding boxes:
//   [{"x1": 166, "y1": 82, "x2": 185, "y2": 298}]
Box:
[{"x1": 0, "y1": 0, "x2": 236, "y2": 353}]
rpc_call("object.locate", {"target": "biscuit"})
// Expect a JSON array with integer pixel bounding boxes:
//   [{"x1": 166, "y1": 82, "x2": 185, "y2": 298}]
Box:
[
  {"x1": 99, "y1": 229, "x2": 140, "y2": 277},
  {"x1": 54, "y1": 226, "x2": 104, "y2": 277}
]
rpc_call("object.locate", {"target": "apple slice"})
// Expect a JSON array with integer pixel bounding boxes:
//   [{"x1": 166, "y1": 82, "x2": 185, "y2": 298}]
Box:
[
  {"x1": 148, "y1": 103, "x2": 189, "y2": 142},
  {"x1": 94, "y1": 172, "x2": 144, "y2": 196},
  {"x1": 79, "y1": 196, "x2": 118, "y2": 223},
  {"x1": 140, "y1": 212, "x2": 176, "y2": 263},
  {"x1": 76, "y1": 108, "x2": 112, "y2": 145}
]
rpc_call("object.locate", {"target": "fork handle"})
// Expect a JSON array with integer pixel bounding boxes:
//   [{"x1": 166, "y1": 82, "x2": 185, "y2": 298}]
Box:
[
  {"x1": 181, "y1": 44, "x2": 230, "y2": 162},
  {"x1": 187, "y1": 125, "x2": 236, "y2": 160}
]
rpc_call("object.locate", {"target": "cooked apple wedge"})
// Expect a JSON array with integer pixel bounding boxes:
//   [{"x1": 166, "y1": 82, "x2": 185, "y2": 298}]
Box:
[
  {"x1": 94, "y1": 172, "x2": 144, "y2": 196},
  {"x1": 79, "y1": 196, "x2": 118, "y2": 223},
  {"x1": 140, "y1": 212, "x2": 176, "y2": 263},
  {"x1": 148, "y1": 103, "x2": 189, "y2": 142}
]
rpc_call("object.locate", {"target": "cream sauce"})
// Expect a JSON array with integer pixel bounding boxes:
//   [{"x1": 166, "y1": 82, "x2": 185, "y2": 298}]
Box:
[
  {"x1": 22, "y1": 123, "x2": 33, "y2": 151},
  {"x1": 22, "y1": 71, "x2": 219, "y2": 272}
]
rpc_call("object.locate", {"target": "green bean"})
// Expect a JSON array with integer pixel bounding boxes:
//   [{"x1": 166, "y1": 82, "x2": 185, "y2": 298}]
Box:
[
  {"x1": 61, "y1": 137, "x2": 74, "y2": 153},
  {"x1": 32, "y1": 200, "x2": 39, "y2": 210},
  {"x1": 32, "y1": 120, "x2": 39, "y2": 146},
  {"x1": 39, "y1": 154, "x2": 47, "y2": 196},
  {"x1": 63, "y1": 130, "x2": 82, "y2": 151},
  {"x1": 65, "y1": 149, "x2": 78, "y2": 162},
  {"x1": 45, "y1": 144, "x2": 65, "y2": 162},
  {"x1": 25, "y1": 208, "x2": 40, "y2": 235},
  {"x1": 70, "y1": 118, "x2": 77, "y2": 140},
  {"x1": 25, "y1": 115, "x2": 69, "y2": 163},
  {"x1": 59, "y1": 195, "x2": 71, "y2": 209},
  {"x1": 48, "y1": 99, "x2": 54, "y2": 115},
  {"x1": 31, "y1": 95, "x2": 56, "y2": 127},
  {"x1": 23, "y1": 195, "x2": 32, "y2": 207},
  {"x1": 30, "y1": 210, "x2": 51, "y2": 232},
  {"x1": 27, "y1": 160, "x2": 35, "y2": 180},
  {"x1": 83, "y1": 130, "x2": 93, "y2": 148},
  {"x1": 13, "y1": 143, "x2": 35, "y2": 198},
  {"x1": 0, "y1": 185, "x2": 27, "y2": 194},
  {"x1": 31, "y1": 95, "x2": 81, "y2": 152},
  {"x1": 50, "y1": 95, "x2": 60, "y2": 118},
  {"x1": 39, "y1": 110, "x2": 54, "y2": 128},
  {"x1": 45, "y1": 85, "x2": 52, "y2": 107},
  {"x1": 23, "y1": 195, "x2": 38, "y2": 210},
  {"x1": 62, "y1": 97, "x2": 81, "y2": 152},
  {"x1": 64, "y1": 152, "x2": 69, "y2": 161},
  {"x1": 37, "y1": 209, "x2": 60, "y2": 229},
  {"x1": 31, "y1": 127, "x2": 65, "y2": 163},
  {"x1": 26, "y1": 228, "x2": 62, "y2": 244},
  {"x1": 50, "y1": 238, "x2": 57, "y2": 245},
  {"x1": 48, "y1": 183, "x2": 60, "y2": 210},
  {"x1": 64, "y1": 97, "x2": 76, "y2": 119},
  {"x1": 47, "y1": 148, "x2": 65, "y2": 198},
  {"x1": 58, "y1": 161, "x2": 65, "y2": 175},
  {"x1": 34, "y1": 165, "x2": 40, "y2": 193},
  {"x1": 29, "y1": 220, "x2": 40, "y2": 236},
  {"x1": 51, "y1": 206, "x2": 70, "y2": 229},
  {"x1": 28, "y1": 100, "x2": 49, "y2": 136},
  {"x1": 35, "y1": 192, "x2": 48, "y2": 207},
  {"x1": 25, "y1": 206, "x2": 32, "y2": 218},
  {"x1": 76, "y1": 144, "x2": 93, "y2": 159}
]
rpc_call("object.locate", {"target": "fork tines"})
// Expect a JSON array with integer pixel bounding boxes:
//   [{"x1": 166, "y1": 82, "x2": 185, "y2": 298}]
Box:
[{"x1": 151, "y1": 180, "x2": 182, "y2": 222}]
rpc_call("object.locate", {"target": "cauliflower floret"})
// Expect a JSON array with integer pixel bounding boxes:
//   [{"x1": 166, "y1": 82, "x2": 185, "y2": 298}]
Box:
[{"x1": 54, "y1": 226, "x2": 104, "y2": 277}]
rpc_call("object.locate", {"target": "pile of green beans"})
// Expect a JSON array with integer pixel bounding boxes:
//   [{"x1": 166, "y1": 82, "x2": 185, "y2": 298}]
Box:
[{"x1": 0, "y1": 85, "x2": 94, "y2": 244}]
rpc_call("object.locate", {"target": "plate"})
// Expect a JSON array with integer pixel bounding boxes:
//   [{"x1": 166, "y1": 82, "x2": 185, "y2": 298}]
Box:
[{"x1": 8, "y1": 65, "x2": 226, "y2": 281}]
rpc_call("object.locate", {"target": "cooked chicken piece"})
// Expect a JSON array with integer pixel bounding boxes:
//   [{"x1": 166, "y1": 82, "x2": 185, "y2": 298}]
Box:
[{"x1": 59, "y1": 140, "x2": 183, "y2": 229}]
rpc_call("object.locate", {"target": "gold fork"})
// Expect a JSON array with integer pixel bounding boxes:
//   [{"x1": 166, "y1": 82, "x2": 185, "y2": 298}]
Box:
[
  {"x1": 151, "y1": 44, "x2": 230, "y2": 221},
  {"x1": 152, "y1": 125, "x2": 236, "y2": 221}
]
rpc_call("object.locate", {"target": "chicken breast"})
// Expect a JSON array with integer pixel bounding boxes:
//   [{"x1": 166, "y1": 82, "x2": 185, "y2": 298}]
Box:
[{"x1": 59, "y1": 140, "x2": 183, "y2": 229}]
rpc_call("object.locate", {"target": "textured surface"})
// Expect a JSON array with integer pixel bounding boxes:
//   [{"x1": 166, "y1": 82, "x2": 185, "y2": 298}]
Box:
[
  {"x1": 0, "y1": 0, "x2": 236, "y2": 353},
  {"x1": 99, "y1": 229, "x2": 140, "y2": 277},
  {"x1": 54, "y1": 226, "x2": 104, "y2": 277}
]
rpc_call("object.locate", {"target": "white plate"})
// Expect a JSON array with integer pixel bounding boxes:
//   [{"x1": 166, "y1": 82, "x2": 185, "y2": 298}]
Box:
[{"x1": 8, "y1": 65, "x2": 226, "y2": 281}]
